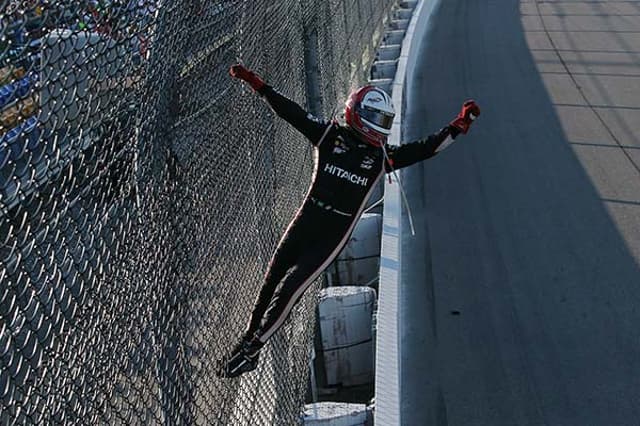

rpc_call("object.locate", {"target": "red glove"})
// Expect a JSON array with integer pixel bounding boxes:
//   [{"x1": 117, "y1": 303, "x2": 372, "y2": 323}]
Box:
[
  {"x1": 450, "y1": 100, "x2": 481, "y2": 134},
  {"x1": 229, "y1": 64, "x2": 265, "y2": 92}
]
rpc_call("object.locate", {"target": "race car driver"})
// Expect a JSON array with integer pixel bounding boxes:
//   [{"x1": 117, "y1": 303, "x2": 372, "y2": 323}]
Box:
[{"x1": 217, "y1": 64, "x2": 480, "y2": 378}]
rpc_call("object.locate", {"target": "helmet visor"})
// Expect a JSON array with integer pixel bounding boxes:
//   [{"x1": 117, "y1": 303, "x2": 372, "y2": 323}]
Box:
[{"x1": 358, "y1": 106, "x2": 394, "y2": 130}]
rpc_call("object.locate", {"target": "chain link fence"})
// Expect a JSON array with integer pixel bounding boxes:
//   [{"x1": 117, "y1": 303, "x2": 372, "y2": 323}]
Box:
[{"x1": 0, "y1": 0, "x2": 395, "y2": 424}]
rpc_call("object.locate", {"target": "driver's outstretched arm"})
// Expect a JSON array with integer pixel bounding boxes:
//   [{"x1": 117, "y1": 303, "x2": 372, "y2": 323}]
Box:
[
  {"x1": 385, "y1": 100, "x2": 481, "y2": 171},
  {"x1": 230, "y1": 64, "x2": 330, "y2": 145}
]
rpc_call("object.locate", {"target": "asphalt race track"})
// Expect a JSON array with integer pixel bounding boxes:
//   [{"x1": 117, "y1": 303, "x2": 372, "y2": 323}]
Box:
[{"x1": 399, "y1": 1, "x2": 640, "y2": 425}]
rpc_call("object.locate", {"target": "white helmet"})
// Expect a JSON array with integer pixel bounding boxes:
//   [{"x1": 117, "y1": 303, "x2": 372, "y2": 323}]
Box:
[{"x1": 345, "y1": 85, "x2": 395, "y2": 147}]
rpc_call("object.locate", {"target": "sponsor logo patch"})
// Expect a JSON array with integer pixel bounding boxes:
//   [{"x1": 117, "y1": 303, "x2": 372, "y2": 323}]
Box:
[
  {"x1": 360, "y1": 155, "x2": 375, "y2": 170},
  {"x1": 332, "y1": 137, "x2": 349, "y2": 154},
  {"x1": 324, "y1": 163, "x2": 368, "y2": 186}
]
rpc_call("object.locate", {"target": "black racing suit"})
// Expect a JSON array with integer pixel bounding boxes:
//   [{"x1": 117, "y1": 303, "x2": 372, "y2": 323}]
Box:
[{"x1": 247, "y1": 86, "x2": 460, "y2": 345}]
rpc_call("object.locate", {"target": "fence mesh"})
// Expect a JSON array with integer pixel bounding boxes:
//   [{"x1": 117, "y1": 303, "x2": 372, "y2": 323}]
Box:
[{"x1": 0, "y1": 0, "x2": 395, "y2": 424}]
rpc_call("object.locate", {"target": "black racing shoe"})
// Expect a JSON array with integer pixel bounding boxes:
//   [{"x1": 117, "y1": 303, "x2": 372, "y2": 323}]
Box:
[{"x1": 216, "y1": 339, "x2": 262, "y2": 379}]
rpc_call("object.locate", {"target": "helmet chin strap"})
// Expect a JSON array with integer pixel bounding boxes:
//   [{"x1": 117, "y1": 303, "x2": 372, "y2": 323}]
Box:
[
  {"x1": 349, "y1": 123, "x2": 385, "y2": 147},
  {"x1": 381, "y1": 143, "x2": 416, "y2": 237}
]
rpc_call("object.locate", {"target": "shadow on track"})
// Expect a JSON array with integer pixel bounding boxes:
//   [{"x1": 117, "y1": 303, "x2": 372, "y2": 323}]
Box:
[{"x1": 398, "y1": 1, "x2": 640, "y2": 425}]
